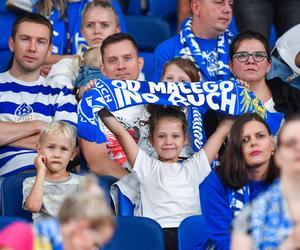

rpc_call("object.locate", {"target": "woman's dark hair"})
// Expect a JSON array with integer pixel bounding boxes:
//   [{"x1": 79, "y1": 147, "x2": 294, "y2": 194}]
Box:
[
  {"x1": 147, "y1": 106, "x2": 188, "y2": 140},
  {"x1": 161, "y1": 57, "x2": 201, "y2": 82},
  {"x1": 217, "y1": 113, "x2": 279, "y2": 189},
  {"x1": 229, "y1": 30, "x2": 271, "y2": 62}
]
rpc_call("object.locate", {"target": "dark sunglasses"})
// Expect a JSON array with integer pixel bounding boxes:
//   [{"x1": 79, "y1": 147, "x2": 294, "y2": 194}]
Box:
[{"x1": 232, "y1": 51, "x2": 268, "y2": 62}]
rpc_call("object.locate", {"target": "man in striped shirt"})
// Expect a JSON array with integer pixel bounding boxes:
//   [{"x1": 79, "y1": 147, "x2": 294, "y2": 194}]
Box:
[{"x1": 0, "y1": 13, "x2": 77, "y2": 176}]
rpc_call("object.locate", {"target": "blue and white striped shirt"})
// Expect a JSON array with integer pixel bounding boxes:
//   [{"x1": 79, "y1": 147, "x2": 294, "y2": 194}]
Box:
[{"x1": 0, "y1": 71, "x2": 77, "y2": 176}]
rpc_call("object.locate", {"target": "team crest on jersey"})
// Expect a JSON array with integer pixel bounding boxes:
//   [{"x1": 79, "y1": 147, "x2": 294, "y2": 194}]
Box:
[{"x1": 15, "y1": 103, "x2": 33, "y2": 121}]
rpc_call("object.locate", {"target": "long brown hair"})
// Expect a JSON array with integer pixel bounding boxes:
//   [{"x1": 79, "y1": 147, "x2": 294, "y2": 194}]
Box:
[{"x1": 217, "y1": 113, "x2": 279, "y2": 189}]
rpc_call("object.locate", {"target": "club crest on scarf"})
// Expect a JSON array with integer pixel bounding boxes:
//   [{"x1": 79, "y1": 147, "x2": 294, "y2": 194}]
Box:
[{"x1": 78, "y1": 79, "x2": 284, "y2": 150}]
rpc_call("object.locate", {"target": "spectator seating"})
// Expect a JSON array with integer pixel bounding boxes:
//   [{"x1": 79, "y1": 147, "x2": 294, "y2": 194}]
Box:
[
  {"x1": 140, "y1": 51, "x2": 155, "y2": 80},
  {"x1": 0, "y1": 1, "x2": 17, "y2": 73},
  {"x1": 124, "y1": 15, "x2": 171, "y2": 80},
  {"x1": 98, "y1": 175, "x2": 118, "y2": 209},
  {"x1": 117, "y1": 187, "x2": 134, "y2": 216},
  {"x1": 103, "y1": 216, "x2": 165, "y2": 250},
  {"x1": 0, "y1": 216, "x2": 26, "y2": 231},
  {"x1": 178, "y1": 215, "x2": 206, "y2": 250},
  {"x1": 124, "y1": 15, "x2": 171, "y2": 52},
  {"x1": 0, "y1": 172, "x2": 35, "y2": 222}
]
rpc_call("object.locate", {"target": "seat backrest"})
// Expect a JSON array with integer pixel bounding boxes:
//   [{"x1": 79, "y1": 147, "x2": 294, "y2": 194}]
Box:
[
  {"x1": 0, "y1": 172, "x2": 35, "y2": 222},
  {"x1": 124, "y1": 15, "x2": 171, "y2": 52},
  {"x1": 0, "y1": 216, "x2": 26, "y2": 230},
  {"x1": 117, "y1": 188, "x2": 134, "y2": 216},
  {"x1": 178, "y1": 215, "x2": 206, "y2": 250},
  {"x1": 103, "y1": 216, "x2": 165, "y2": 250},
  {"x1": 147, "y1": 0, "x2": 176, "y2": 20}
]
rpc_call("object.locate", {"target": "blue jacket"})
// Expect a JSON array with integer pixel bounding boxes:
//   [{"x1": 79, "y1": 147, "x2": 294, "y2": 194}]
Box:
[{"x1": 199, "y1": 170, "x2": 269, "y2": 250}]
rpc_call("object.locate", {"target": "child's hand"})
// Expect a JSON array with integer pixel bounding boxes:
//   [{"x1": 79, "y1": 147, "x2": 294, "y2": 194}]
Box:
[
  {"x1": 218, "y1": 117, "x2": 235, "y2": 135},
  {"x1": 77, "y1": 79, "x2": 97, "y2": 100},
  {"x1": 34, "y1": 155, "x2": 47, "y2": 174}
]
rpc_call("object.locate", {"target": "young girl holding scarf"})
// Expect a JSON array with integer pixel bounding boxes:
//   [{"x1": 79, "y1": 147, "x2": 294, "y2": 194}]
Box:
[
  {"x1": 199, "y1": 113, "x2": 279, "y2": 250},
  {"x1": 99, "y1": 106, "x2": 233, "y2": 250}
]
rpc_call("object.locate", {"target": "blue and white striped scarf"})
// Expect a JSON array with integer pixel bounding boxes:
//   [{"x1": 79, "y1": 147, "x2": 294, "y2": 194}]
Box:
[
  {"x1": 179, "y1": 17, "x2": 233, "y2": 81},
  {"x1": 77, "y1": 79, "x2": 284, "y2": 149}
]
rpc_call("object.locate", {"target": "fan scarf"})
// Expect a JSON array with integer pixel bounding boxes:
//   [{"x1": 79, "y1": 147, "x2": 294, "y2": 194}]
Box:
[
  {"x1": 179, "y1": 17, "x2": 233, "y2": 81},
  {"x1": 78, "y1": 79, "x2": 284, "y2": 150}
]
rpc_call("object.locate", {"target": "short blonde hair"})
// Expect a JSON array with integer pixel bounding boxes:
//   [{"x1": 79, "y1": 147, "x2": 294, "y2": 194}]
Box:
[
  {"x1": 39, "y1": 121, "x2": 77, "y2": 148},
  {"x1": 58, "y1": 175, "x2": 114, "y2": 230}
]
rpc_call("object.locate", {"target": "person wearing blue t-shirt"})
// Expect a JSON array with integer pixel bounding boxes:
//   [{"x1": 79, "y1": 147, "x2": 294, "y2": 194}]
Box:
[
  {"x1": 0, "y1": 14, "x2": 77, "y2": 176},
  {"x1": 198, "y1": 113, "x2": 279, "y2": 250},
  {"x1": 153, "y1": 0, "x2": 234, "y2": 82}
]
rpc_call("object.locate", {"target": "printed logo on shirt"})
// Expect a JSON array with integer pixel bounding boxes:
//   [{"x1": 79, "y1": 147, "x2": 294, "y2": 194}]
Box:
[
  {"x1": 206, "y1": 52, "x2": 218, "y2": 76},
  {"x1": 15, "y1": 103, "x2": 33, "y2": 121}
]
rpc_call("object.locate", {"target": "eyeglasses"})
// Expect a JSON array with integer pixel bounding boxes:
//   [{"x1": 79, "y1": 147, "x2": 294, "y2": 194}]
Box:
[{"x1": 232, "y1": 51, "x2": 268, "y2": 62}]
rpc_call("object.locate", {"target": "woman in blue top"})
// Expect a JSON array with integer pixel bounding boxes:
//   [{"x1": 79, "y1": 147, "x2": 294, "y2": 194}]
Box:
[{"x1": 199, "y1": 113, "x2": 279, "y2": 249}]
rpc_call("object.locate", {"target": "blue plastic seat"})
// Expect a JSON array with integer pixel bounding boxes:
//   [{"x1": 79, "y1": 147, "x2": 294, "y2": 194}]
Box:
[
  {"x1": 124, "y1": 15, "x2": 171, "y2": 52},
  {"x1": 0, "y1": 172, "x2": 35, "y2": 222},
  {"x1": 0, "y1": 216, "x2": 26, "y2": 230},
  {"x1": 178, "y1": 215, "x2": 206, "y2": 250},
  {"x1": 140, "y1": 51, "x2": 154, "y2": 80},
  {"x1": 103, "y1": 216, "x2": 165, "y2": 250},
  {"x1": 0, "y1": 6, "x2": 18, "y2": 73},
  {"x1": 117, "y1": 187, "x2": 134, "y2": 216},
  {"x1": 147, "y1": 0, "x2": 176, "y2": 21}
]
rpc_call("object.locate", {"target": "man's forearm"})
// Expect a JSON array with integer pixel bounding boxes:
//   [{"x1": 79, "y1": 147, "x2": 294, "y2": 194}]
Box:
[
  {"x1": 8, "y1": 133, "x2": 40, "y2": 149},
  {"x1": 0, "y1": 121, "x2": 46, "y2": 146}
]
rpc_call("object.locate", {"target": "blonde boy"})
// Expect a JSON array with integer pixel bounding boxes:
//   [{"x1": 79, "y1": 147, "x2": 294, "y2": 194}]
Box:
[{"x1": 23, "y1": 121, "x2": 82, "y2": 222}]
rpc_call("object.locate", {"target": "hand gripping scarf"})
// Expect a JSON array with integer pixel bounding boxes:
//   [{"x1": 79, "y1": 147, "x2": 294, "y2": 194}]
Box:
[{"x1": 77, "y1": 79, "x2": 284, "y2": 150}]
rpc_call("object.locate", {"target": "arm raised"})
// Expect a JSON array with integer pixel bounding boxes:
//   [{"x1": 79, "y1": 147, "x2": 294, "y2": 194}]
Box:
[{"x1": 203, "y1": 117, "x2": 234, "y2": 163}]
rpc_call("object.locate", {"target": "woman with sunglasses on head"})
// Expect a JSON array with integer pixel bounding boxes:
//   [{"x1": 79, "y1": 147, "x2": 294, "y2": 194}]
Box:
[{"x1": 230, "y1": 30, "x2": 300, "y2": 121}]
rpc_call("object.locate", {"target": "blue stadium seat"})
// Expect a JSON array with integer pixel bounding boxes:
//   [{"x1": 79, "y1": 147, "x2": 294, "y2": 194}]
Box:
[
  {"x1": 97, "y1": 175, "x2": 118, "y2": 208},
  {"x1": 0, "y1": 216, "x2": 26, "y2": 230},
  {"x1": 178, "y1": 215, "x2": 206, "y2": 250},
  {"x1": 140, "y1": 51, "x2": 154, "y2": 80},
  {"x1": 124, "y1": 15, "x2": 171, "y2": 52},
  {"x1": 103, "y1": 216, "x2": 165, "y2": 250},
  {"x1": 0, "y1": 172, "x2": 35, "y2": 222},
  {"x1": 0, "y1": 3, "x2": 18, "y2": 73},
  {"x1": 117, "y1": 187, "x2": 134, "y2": 216},
  {"x1": 147, "y1": 0, "x2": 176, "y2": 21}
]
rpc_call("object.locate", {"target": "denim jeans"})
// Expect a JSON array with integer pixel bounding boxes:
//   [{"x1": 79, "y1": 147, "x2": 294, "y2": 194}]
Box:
[
  {"x1": 233, "y1": 0, "x2": 300, "y2": 39},
  {"x1": 73, "y1": 65, "x2": 105, "y2": 88}
]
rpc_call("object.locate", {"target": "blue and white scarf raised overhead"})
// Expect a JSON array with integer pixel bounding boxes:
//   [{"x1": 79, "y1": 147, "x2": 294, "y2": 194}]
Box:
[
  {"x1": 179, "y1": 17, "x2": 233, "y2": 81},
  {"x1": 78, "y1": 79, "x2": 284, "y2": 150}
]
